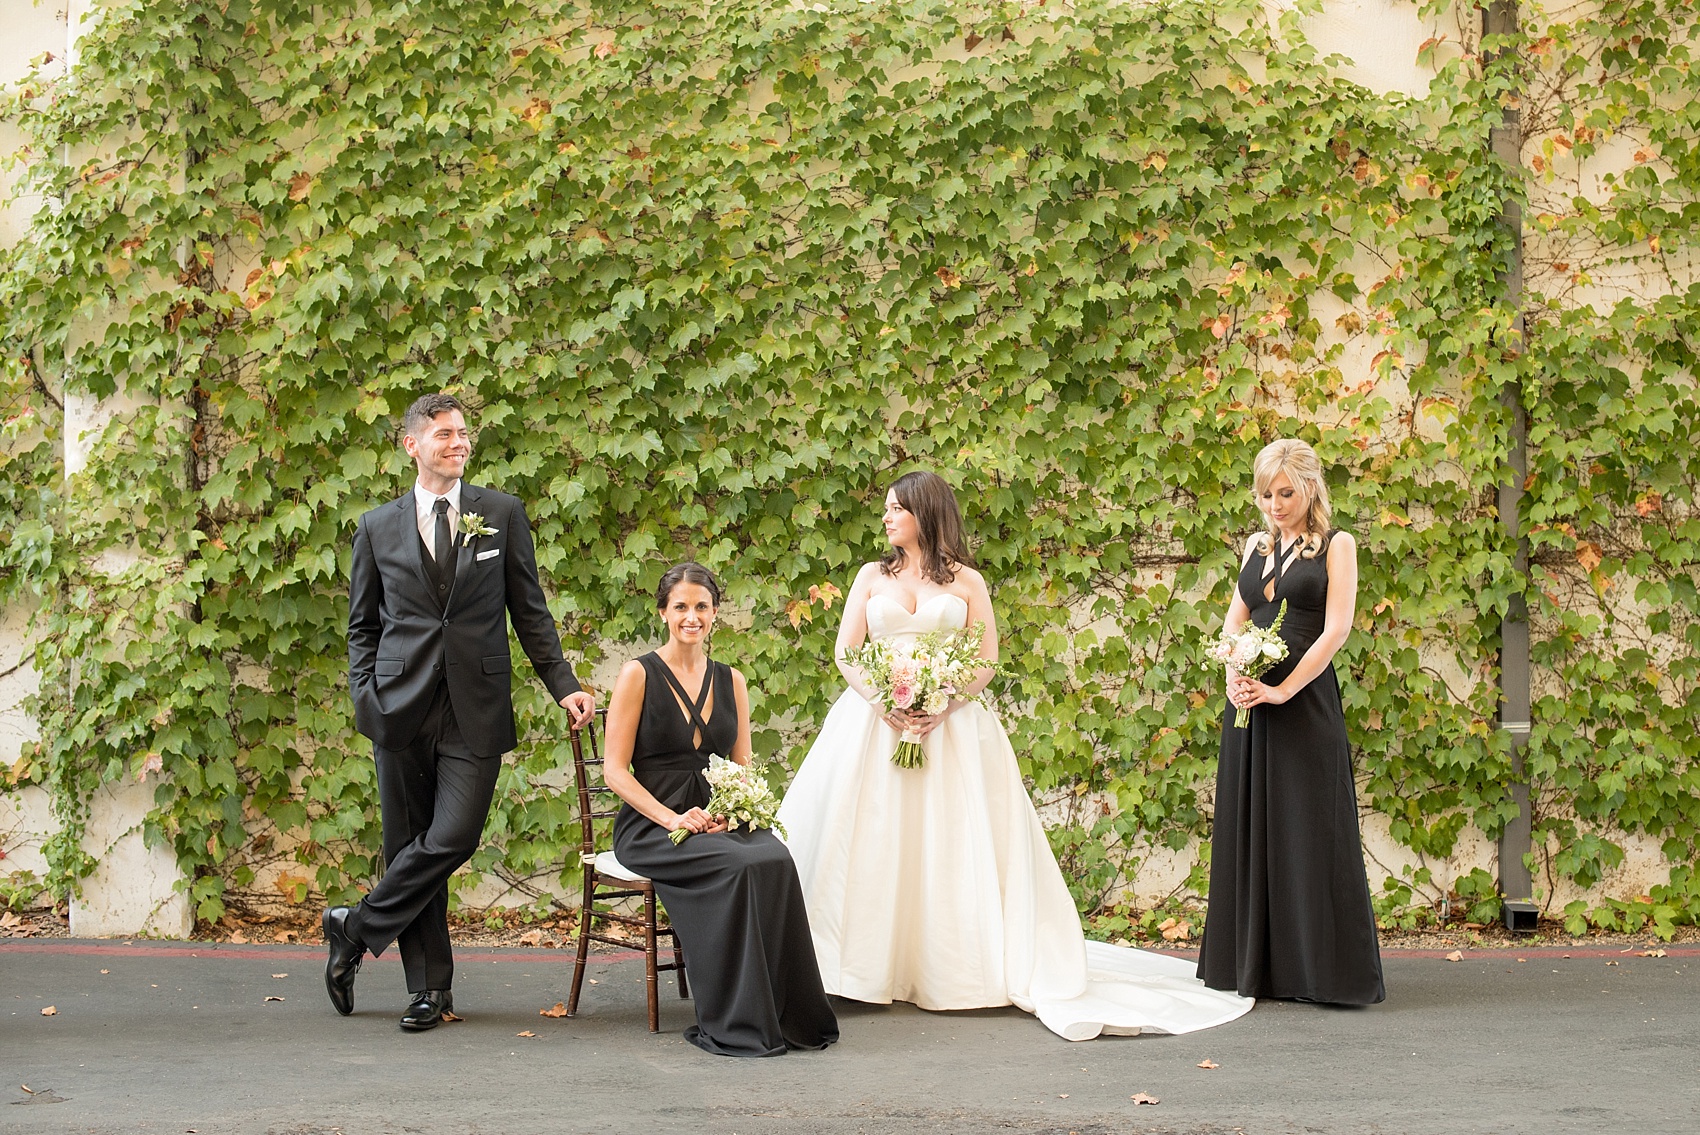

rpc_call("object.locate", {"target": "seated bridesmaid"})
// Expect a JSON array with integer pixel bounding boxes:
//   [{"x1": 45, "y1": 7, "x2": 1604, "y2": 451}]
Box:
[{"x1": 603, "y1": 562, "x2": 840, "y2": 1057}]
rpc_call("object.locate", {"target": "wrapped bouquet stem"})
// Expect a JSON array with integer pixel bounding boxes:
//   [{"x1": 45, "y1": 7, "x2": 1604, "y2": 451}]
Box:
[
  {"x1": 670, "y1": 756, "x2": 786, "y2": 845},
  {"x1": 1208, "y1": 599, "x2": 1290, "y2": 728}
]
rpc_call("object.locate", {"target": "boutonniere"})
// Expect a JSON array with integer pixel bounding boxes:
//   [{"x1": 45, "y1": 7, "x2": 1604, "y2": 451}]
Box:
[{"x1": 458, "y1": 512, "x2": 499, "y2": 546}]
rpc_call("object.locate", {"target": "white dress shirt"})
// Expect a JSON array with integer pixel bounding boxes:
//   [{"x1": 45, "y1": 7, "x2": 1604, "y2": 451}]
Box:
[{"x1": 413, "y1": 479, "x2": 462, "y2": 561}]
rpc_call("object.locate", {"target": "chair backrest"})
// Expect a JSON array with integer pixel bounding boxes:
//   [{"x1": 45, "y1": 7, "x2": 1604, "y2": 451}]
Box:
[{"x1": 569, "y1": 709, "x2": 623, "y2": 861}]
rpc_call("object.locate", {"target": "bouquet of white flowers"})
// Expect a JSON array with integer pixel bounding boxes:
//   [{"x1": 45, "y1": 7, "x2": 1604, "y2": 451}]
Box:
[
  {"x1": 843, "y1": 623, "x2": 991, "y2": 769},
  {"x1": 1207, "y1": 599, "x2": 1291, "y2": 728},
  {"x1": 669, "y1": 756, "x2": 787, "y2": 845}
]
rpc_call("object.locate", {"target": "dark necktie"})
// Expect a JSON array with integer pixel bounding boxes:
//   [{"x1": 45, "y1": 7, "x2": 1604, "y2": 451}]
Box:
[{"x1": 433, "y1": 498, "x2": 454, "y2": 594}]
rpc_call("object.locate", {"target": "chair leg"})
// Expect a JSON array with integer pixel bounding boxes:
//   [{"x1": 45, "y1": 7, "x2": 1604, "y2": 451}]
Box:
[
  {"x1": 673, "y1": 934, "x2": 689, "y2": 1000},
  {"x1": 643, "y1": 888, "x2": 661, "y2": 1033},
  {"x1": 566, "y1": 873, "x2": 595, "y2": 1017}
]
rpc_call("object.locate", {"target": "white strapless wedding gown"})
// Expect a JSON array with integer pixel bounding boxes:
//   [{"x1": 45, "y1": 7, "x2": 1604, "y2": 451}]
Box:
[{"x1": 777, "y1": 593, "x2": 1254, "y2": 1041}]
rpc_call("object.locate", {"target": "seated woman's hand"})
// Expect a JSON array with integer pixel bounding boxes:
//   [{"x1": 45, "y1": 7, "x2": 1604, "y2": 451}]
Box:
[
  {"x1": 668, "y1": 806, "x2": 718, "y2": 836},
  {"x1": 704, "y1": 813, "x2": 731, "y2": 834}
]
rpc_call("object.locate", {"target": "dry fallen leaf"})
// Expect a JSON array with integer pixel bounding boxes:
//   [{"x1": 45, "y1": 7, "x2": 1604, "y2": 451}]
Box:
[
  {"x1": 271, "y1": 973, "x2": 288, "y2": 979},
  {"x1": 442, "y1": 1010, "x2": 464, "y2": 1022},
  {"x1": 100, "y1": 970, "x2": 109, "y2": 975},
  {"x1": 40, "y1": 1006, "x2": 57, "y2": 1016},
  {"x1": 19, "y1": 1085, "x2": 31, "y2": 1094},
  {"x1": 227, "y1": 931, "x2": 249, "y2": 945},
  {"x1": 518, "y1": 929, "x2": 544, "y2": 946},
  {"x1": 1639, "y1": 948, "x2": 1668, "y2": 958},
  {"x1": 264, "y1": 995, "x2": 285, "y2": 1002},
  {"x1": 1197, "y1": 1058, "x2": 1219, "y2": 1069},
  {"x1": 587, "y1": 978, "x2": 599, "y2": 985},
  {"x1": 515, "y1": 1030, "x2": 537, "y2": 1038},
  {"x1": 1057, "y1": 1093, "x2": 1069, "y2": 1098},
  {"x1": 1445, "y1": 950, "x2": 1464, "y2": 962},
  {"x1": 540, "y1": 1002, "x2": 569, "y2": 1018},
  {"x1": 0, "y1": 911, "x2": 20, "y2": 928},
  {"x1": 1130, "y1": 1092, "x2": 1160, "y2": 1105}
]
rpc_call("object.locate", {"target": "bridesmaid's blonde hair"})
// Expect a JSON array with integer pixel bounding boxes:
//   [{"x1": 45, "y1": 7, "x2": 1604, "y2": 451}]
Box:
[{"x1": 1252, "y1": 439, "x2": 1331, "y2": 559}]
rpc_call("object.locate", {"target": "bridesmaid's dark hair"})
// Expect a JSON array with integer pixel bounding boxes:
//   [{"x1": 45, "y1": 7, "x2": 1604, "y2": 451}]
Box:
[
  {"x1": 656, "y1": 561, "x2": 721, "y2": 609},
  {"x1": 879, "y1": 470, "x2": 975, "y2": 585}
]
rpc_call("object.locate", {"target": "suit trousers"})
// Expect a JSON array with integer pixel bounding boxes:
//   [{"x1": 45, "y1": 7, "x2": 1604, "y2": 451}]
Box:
[{"x1": 356, "y1": 682, "x2": 501, "y2": 992}]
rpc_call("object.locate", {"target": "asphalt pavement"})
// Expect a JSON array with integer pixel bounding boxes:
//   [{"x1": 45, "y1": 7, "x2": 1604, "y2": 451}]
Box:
[{"x1": 3, "y1": 939, "x2": 1696, "y2": 1135}]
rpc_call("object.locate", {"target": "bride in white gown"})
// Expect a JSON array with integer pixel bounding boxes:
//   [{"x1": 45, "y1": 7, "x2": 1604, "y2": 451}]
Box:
[{"x1": 778, "y1": 471, "x2": 1254, "y2": 1042}]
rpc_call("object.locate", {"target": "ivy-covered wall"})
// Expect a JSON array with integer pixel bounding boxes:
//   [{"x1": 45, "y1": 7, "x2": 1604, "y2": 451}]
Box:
[{"x1": 1, "y1": 0, "x2": 1696, "y2": 938}]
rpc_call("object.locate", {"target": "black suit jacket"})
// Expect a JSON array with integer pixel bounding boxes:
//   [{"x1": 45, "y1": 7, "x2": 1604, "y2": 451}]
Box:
[{"x1": 348, "y1": 484, "x2": 581, "y2": 758}]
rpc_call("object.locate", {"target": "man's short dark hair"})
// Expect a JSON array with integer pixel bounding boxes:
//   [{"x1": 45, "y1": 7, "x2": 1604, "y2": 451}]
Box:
[{"x1": 403, "y1": 392, "x2": 465, "y2": 438}]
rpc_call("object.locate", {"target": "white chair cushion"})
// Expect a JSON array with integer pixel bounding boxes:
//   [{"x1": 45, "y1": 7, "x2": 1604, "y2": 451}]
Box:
[{"x1": 594, "y1": 850, "x2": 649, "y2": 883}]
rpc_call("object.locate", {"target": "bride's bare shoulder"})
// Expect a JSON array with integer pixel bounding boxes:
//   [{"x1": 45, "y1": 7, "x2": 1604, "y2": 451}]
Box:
[{"x1": 950, "y1": 563, "x2": 989, "y2": 594}]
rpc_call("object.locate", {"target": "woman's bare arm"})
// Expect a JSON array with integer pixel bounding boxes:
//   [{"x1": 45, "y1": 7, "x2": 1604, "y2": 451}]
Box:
[{"x1": 833, "y1": 562, "x2": 881, "y2": 701}]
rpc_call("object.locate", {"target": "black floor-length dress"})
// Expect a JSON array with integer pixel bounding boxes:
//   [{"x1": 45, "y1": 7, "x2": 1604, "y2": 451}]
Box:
[
  {"x1": 612, "y1": 652, "x2": 840, "y2": 1056},
  {"x1": 1197, "y1": 531, "x2": 1386, "y2": 1005}
]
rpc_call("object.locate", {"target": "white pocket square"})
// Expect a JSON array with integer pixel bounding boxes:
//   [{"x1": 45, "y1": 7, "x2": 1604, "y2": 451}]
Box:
[{"x1": 476, "y1": 548, "x2": 500, "y2": 561}]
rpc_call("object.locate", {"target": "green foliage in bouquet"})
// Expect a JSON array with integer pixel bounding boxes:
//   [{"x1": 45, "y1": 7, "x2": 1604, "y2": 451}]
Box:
[{"x1": 0, "y1": 0, "x2": 1697, "y2": 939}]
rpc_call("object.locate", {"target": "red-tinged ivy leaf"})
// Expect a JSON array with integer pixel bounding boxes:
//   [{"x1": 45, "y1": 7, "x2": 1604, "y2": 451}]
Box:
[
  {"x1": 286, "y1": 172, "x2": 312, "y2": 201},
  {"x1": 593, "y1": 39, "x2": 617, "y2": 59},
  {"x1": 936, "y1": 266, "x2": 962, "y2": 288},
  {"x1": 964, "y1": 32, "x2": 984, "y2": 51},
  {"x1": 1576, "y1": 542, "x2": 1604, "y2": 574}
]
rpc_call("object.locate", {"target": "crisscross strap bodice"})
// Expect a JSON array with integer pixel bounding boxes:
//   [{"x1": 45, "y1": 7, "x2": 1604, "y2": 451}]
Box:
[
  {"x1": 1239, "y1": 529, "x2": 1339, "y2": 646},
  {"x1": 654, "y1": 655, "x2": 715, "y2": 742},
  {"x1": 632, "y1": 653, "x2": 736, "y2": 773}
]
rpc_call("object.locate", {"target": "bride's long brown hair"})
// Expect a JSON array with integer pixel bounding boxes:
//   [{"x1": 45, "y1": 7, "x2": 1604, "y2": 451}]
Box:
[{"x1": 879, "y1": 470, "x2": 975, "y2": 585}]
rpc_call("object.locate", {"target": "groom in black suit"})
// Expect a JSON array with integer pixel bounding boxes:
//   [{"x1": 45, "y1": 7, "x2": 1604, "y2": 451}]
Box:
[{"x1": 325, "y1": 391, "x2": 595, "y2": 1030}]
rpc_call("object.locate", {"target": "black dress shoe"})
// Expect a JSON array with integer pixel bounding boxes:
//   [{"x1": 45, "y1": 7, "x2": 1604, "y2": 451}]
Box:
[
  {"x1": 322, "y1": 906, "x2": 364, "y2": 1016},
  {"x1": 399, "y1": 988, "x2": 454, "y2": 1031}
]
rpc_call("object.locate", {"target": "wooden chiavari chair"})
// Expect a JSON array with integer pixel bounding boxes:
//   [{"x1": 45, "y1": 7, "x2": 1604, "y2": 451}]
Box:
[{"x1": 565, "y1": 711, "x2": 688, "y2": 1031}]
